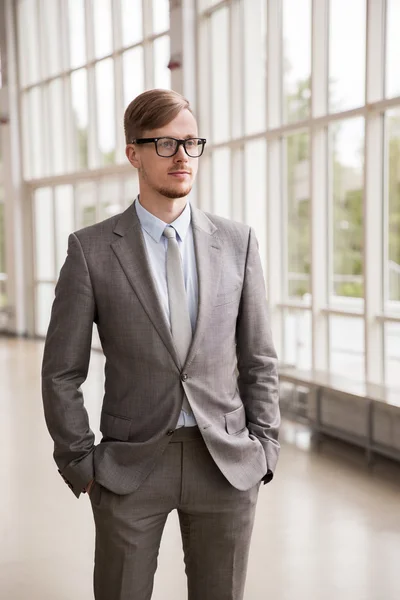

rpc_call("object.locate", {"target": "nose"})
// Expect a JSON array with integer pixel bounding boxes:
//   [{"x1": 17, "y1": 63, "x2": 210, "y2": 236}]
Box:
[{"x1": 173, "y1": 143, "x2": 188, "y2": 163}]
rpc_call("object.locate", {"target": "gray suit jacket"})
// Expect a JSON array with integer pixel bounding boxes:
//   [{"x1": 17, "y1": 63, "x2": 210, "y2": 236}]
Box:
[{"x1": 42, "y1": 203, "x2": 280, "y2": 498}]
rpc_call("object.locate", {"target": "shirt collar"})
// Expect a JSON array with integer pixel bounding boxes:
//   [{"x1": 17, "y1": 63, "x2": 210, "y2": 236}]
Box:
[{"x1": 135, "y1": 196, "x2": 192, "y2": 243}]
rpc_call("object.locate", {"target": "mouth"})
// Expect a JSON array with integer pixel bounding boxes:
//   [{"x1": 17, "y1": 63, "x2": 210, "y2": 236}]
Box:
[{"x1": 168, "y1": 171, "x2": 191, "y2": 180}]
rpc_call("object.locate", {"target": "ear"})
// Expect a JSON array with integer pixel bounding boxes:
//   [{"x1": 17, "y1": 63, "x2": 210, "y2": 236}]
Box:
[{"x1": 126, "y1": 144, "x2": 141, "y2": 169}]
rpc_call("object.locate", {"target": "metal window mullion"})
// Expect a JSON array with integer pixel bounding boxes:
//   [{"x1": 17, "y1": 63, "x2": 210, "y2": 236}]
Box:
[
  {"x1": 266, "y1": 139, "x2": 283, "y2": 357},
  {"x1": 231, "y1": 147, "x2": 243, "y2": 222},
  {"x1": 196, "y1": 12, "x2": 212, "y2": 212},
  {"x1": 364, "y1": 0, "x2": 386, "y2": 384},
  {"x1": 60, "y1": 0, "x2": 70, "y2": 73},
  {"x1": 169, "y1": 0, "x2": 183, "y2": 94},
  {"x1": 51, "y1": 186, "x2": 59, "y2": 281},
  {"x1": 143, "y1": 0, "x2": 154, "y2": 89},
  {"x1": 310, "y1": 0, "x2": 329, "y2": 370},
  {"x1": 265, "y1": 0, "x2": 283, "y2": 355},
  {"x1": 182, "y1": 0, "x2": 197, "y2": 107},
  {"x1": 42, "y1": 83, "x2": 51, "y2": 178},
  {"x1": 85, "y1": 0, "x2": 98, "y2": 168},
  {"x1": 281, "y1": 137, "x2": 289, "y2": 301},
  {"x1": 266, "y1": 0, "x2": 281, "y2": 130},
  {"x1": 111, "y1": 0, "x2": 124, "y2": 164},
  {"x1": 311, "y1": 127, "x2": 329, "y2": 370},
  {"x1": 230, "y1": 0, "x2": 241, "y2": 140}
]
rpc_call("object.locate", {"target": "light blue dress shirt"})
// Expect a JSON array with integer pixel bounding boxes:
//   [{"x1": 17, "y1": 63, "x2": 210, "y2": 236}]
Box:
[{"x1": 135, "y1": 197, "x2": 198, "y2": 428}]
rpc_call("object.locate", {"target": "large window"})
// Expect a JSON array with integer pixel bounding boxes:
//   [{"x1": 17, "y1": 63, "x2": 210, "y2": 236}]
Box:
[
  {"x1": 33, "y1": 174, "x2": 139, "y2": 336},
  {"x1": 16, "y1": 0, "x2": 169, "y2": 336},
  {"x1": 197, "y1": 0, "x2": 400, "y2": 386},
  {"x1": 18, "y1": 0, "x2": 171, "y2": 180}
]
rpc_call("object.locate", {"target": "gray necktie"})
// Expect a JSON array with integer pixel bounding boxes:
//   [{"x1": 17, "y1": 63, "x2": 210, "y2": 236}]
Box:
[{"x1": 163, "y1": 226, "x2": 192, "y2": 415}]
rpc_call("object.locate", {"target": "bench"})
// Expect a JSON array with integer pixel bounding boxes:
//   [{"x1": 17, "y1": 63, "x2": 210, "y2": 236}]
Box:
[{"x1": 279, "y1": 366, "x2": 400, "y2": 465}]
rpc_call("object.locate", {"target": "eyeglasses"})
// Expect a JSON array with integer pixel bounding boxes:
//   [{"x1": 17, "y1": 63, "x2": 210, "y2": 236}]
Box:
[{"x1": 131, "y1": 137, "x2": 207, "y2": 158}]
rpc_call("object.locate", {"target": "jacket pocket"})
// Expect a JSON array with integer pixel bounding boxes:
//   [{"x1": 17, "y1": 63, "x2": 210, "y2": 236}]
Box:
[
  {"x1": 214, "y1": 285, "x2": 241, "y2": 307},
  {"x1": 225, "y1": 404, "x2": 246, "y2": 435},
  {"x1": 100, "y1": 411, "x2": 132, "y2": 441}
]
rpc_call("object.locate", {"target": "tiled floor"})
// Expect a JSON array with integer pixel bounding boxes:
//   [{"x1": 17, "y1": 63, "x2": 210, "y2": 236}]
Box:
[{"x1": 1, "y1": 337, "x2": 400, "y2": 600}]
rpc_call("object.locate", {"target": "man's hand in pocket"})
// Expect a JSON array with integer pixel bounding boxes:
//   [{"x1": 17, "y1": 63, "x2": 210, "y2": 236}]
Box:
[{"x1": 85, "y1": 479, "x2": 95, "y2": 495}]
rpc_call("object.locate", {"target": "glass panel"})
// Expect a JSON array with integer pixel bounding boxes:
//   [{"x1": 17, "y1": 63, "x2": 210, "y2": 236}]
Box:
[
  {"x1": 0, "y1": 187, "x2": 6, "y2": 308},
  {"x1": 34, "y1": 188, "x2": 55, "y2": 281},
  {"x1": 71, "y1": 69, "x2": 89, "y2": 170},
  {"x1": 48, "y1": 78, "x2": 66, "y2": 176},
  {"x1": 21, "y1": 93, "x2": 31, "y2": 179},
  {"x1": 0, "y1": 190, "x2": 5, "y2": 284},
  {"x1": 385, "y1": 322, "x2": 400, "y2": 389},
  {"x1": 285, "y1": 132, "x2": 311, "y2": 299},
  {"x1": 244, "y1": 139, "x2": 267, "y2": 276},
  {"x1": 68, "y1": 0, "x2": 86, "y2": 69},
  {"x1": 153, "y1": 36, "x2": 171, "y2": 89},
  {"x1": 93, "y1": 0, "x2": 113, "y2": 59},
  {"x1": 123, "y1": 47, "x2": 145, "y2": 109},
  {"x1": 386, "y1": 0, "x2": 400, "y2": 98},
  {"x1": 243, "y1": 0, "x2": 267, "y2": 135},
  {"x1": 25, "y1": 87, "x2": 45, "y2": 179},
  {"x1": 99, "y1": 179, "x2": 122, "y2": 221},
  {"x1": 95, "y1": 59, "x2": 116, "y2": 165},
  {"x1": 121, "y1": 0, "x2": 143, "y2": 47},
  {"x1": 153, "y1": 0, "x2": 169, "y2": 35},
  {"x1": 386, "y1": 110, "x2": 400, "y2": 304},
  {"x1": 76, "y1": 181, "x2": 97, "y2": 229},
  {"x1": 124, "y1": 175, "x2": 139, "y2": 208},
  {"x1": 54, "y1": 185, "x2": 75, "y2": 273},
  {"x1": 282, "y1": 0, "x2": 311, "y2": 123},
  {"x1": 35, "y1": 283, "x2": 55, "y2": 337},
  {"x1": 329, "y1": 0, "x2": 366, "y2": 113},
  {"x1": 284, "y1": 310, "x2": 312, "y2": 370},
  {"x1": 198, "y1": 0, "x2": 220, "y2": 11},
  {"x1": 40, "y1": 0, "x2": 62, "y2": 78},
  {"x1": 331, "y1": 118, "x2": 364, "y2": 300},
  {"x1": 211, "y1": 7, "x2": 230, "y2": 144},
  {"x1": 330, "y1": 316, "x2": 365, "y2": 382},
  {"x1": 212, "y1": 148, "x2": 231, "y2": 218},
  {"x1": 18, "y1": 0, "x2": 40, "y2": 86}
]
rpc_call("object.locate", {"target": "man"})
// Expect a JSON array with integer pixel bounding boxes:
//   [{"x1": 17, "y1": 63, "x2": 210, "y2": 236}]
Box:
[{"x1": 42, "y1": 88, "x2": 280, "y2": 600}]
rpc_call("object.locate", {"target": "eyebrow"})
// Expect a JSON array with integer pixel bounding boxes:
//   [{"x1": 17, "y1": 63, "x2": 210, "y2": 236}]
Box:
[{"x1": 159, "y1": 134, "x2": 198, "y2": 140}]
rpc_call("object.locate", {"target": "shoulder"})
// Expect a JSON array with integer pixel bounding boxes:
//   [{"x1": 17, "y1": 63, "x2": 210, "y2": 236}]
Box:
[
  {"x1": 73, "y1": 213, "x2": 122, "y2": 244},
  {"x1": 196, "y1": 209, "x2": 251, "y2": 248}
]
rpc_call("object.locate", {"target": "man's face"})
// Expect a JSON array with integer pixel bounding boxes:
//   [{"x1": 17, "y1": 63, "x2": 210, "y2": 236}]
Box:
[{"x1": 126, "y1": 109, "x2": 200, "y2": 200}]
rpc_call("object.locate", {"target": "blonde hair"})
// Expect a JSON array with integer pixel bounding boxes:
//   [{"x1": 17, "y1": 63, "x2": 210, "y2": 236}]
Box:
[{"x1": 124, "y1": 89, "x2": 193, "y2": 144}]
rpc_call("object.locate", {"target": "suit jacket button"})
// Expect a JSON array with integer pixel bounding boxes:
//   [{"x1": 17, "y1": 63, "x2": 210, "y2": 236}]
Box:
[
  {"x1": 167, "y1": 430, "x2": 175, "y2": 436},
  {"x1": 181, "y1": 373, "x2": 188, "y2": 382}
]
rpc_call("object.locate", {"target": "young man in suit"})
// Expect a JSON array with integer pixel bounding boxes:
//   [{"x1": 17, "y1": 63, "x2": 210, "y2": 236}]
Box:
[{"x1": 42, "y1": 88, "x2": 280, "y2": 600}]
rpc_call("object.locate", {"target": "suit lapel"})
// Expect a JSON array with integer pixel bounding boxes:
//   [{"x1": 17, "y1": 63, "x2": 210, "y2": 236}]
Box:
[
  {"x1": 111, "y1": 203, "x2": 180, "y2": 369},
  {"x1": 185, "y1": 207, "x2": 222, "y2": 368}
]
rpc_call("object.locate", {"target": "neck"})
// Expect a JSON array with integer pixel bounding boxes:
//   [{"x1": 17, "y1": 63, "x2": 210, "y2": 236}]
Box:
[{"x1": 138, "y1": 191, "x2": 189, "y2": 224}]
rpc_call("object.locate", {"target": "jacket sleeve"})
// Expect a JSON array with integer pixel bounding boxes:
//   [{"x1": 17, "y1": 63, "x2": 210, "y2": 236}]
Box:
[
  {"x1": 236, "y1": 227, "x2": 280, "y2": 483},
  {"x1": 41, "y1": 232, "x2": 97, "y2": 498}
]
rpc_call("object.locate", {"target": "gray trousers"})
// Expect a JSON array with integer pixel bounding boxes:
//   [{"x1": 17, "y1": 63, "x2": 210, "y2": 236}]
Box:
[{"x1": 90, "y1": 426, "x2": 260, "y2": 600}]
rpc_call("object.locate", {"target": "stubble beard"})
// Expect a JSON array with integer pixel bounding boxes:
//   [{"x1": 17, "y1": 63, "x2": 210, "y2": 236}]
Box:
[{"x1": 140, "y1": 165, "x2": 193, "y2": 199}]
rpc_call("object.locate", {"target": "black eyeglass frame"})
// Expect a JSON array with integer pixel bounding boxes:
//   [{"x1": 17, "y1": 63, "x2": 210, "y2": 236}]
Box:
[{"x1": 131, "y1": 137, "x2": 207, "y2": 158}]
